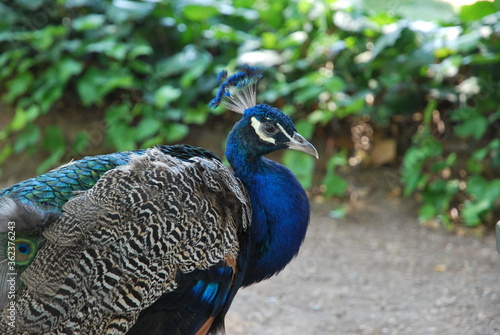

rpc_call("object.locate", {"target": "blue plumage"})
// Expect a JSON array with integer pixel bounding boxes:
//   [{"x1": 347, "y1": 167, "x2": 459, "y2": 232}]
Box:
[
  {"x1": 0, "y1": 66, "x2": 317, "y2": 335},
  {"x1": 225, "y1": 105, "x2": 315, "y2": 286}
]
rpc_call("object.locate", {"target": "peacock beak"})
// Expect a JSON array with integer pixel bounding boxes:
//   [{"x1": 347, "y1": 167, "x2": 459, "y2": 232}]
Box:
[{"x1": 287, "y1": 132, "x2": 319, "y2": 159}]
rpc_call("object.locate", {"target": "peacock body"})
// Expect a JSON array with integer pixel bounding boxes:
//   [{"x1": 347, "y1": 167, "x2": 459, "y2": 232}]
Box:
[{"x1": 0, "y1": 66, "x2": 317, "y2": 334}]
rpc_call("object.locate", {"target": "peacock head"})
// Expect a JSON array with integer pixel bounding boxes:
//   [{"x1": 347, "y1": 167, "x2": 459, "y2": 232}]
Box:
[
  {"x1": 211, "y1": 66, "x2": 318, "y2": 161},
  {"x1": 237, "y1": 103, "x2": 318, "y2": 158}
]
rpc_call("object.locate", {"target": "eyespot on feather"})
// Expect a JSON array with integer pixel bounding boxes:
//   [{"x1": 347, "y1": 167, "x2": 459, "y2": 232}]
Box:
[{"x1": 14, "y1": 238, "x2": 35, "y2": 265}]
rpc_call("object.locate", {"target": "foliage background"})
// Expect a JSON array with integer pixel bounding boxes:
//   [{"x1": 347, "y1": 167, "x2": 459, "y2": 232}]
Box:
[{"x1": 0, "y1": 0, "x2": 499, "y2": 230}]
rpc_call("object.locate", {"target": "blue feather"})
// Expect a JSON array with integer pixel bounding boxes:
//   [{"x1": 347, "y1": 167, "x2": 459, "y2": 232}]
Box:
[{"x1": 209, "y1": 65, "x2": 263, "y2": 109}]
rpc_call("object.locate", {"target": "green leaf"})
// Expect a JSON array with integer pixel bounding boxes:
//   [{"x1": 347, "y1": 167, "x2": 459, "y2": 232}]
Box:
[
  {"x1": 162, "y1": 123, "x2": 189, "y2": 143},
  {"x1": 0, "y1": 145, "x2": 13, "y2": 166},
  {"x1": 322, "y1": 173, "x2": 348, "y2": 197},
  {"x1": 423, "y1": 100, "x2": 437, "y2": 125},
  {"x1": 462, "y1": 199, "x2": 490, "y2": 227},
  {"x1": 419, "y1": 202, "x2": 438, "y2": 220},
  {"x1": 454, "y1": 114, "x2": 487, "y2": 140},
  {"x1": 77, "y1": 67, "x2": 134, "y2": 106},
  {"x1": 141, "y1": 135, "x2": 165, "y2": 148},
  {"x1": 371, "y1": 25, "x2": 403, "y2": 60},
  {"x1": 5, "y1": 72, "x2": 33, "y2": 103},
  {"x1": 108, "y1": 0, "x2": 155, "y2": 21},
  {"x1": 42, "y1": 125, "x2": 65, "y2": 151},
  {"x1": 459, "y1": 1, "x2": 497, "y2": 22},
  {"x1": 463, "y1": 53, "x2": 500, "y2": 65},
  {"x1": 154, "y1": 85, "x2": 182, "y2": 107},
  {"x1": 307, "y1": 109, "x2": 334, "y2": 125},
  {"x1": 294, "y1": 120, "x2": 316, "y2": 139},
  {"x1": 72, "y1": 14, "x2": 106, "y2": 31},
  {"x1": 466, "y1": 175, "x2": 488, "y2": 199},
  {"x1": 467, "y1": 156, "x2": 483, "y2": 174},
  {"x1": 326, "y1": 150, "x2": 348, "y2": 170},
  {"x1": 37, "y1": 147, "x2": 65, "y2": 174},
  {"x1": 11, "y1": 105, "x2": 40, "y2": 131},
  {"x1": 13, "y1": 124, "x2": 40, "y2": 153},
  {"x1": 57, "y1": 58, "x2": 83, "y2": 82},
  {"x1": 262, "y1": 32, "x2": 278, "y2": 49},
  {"x1": 73, "y1": 131, "x2": 90, "y2": 156},
  {"x1": 31, "y1": 25, "x2": 66, "y2": 51},
  {"x1": 107, "y1": 122, "x2": 136, "y2": 151},
  {"x1": 294, "y1": 85, "x2": 323, "y2": 103},
  {"x1": 431, "y1": 153, "x2": 457, "y2": 172},
  {"x1": 135, "y1": 118, "x2": 161, "y2": 141},
  {"x1": 283, "y1": 150, "x2": 315, "y2": 189},
  {"x1": 40, "y1": 85, "x2": 63, "y2": 113},
  {"x1": 156, "y1": 46, "x2": 205, "y2": 78},
  {"x1": 36, "y1": 125, "x2": 66, "y2": 173},
  {"x1": 325, "y1": 76, "x2": 346, "y2": 92},
  {"x1": 321, "y1": 151, "x2": 348, "y2": 197},
  {"x1": 180, "y1": 51, "x2": 212, "y2": 87},
  {"x1": 329, "y1": 206, "x2": 346, "y2": 219},
  {"x1": 183, "y1": 107, "x2": 208, "y2": 125},
  {"x1": 128, "y1": 44, "x2": 153, "y2": 60},
  {"x1": 15, "y1": 0, "x2": 45, "y2": 10},
  {"x1": 86, "y1": 40, "x2": 117, "y2": 54},
  {"x1": 183, "y1": 4, "x2": 219, "y2": 21}
]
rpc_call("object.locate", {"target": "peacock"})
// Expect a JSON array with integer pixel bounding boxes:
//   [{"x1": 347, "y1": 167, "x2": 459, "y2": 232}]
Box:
[{"x1": 0, "y1": 65, "x2": 318, "y2": 334}]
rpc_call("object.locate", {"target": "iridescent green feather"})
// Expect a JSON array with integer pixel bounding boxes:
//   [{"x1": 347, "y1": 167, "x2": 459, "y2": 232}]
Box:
[{"x1": 0, "y1": 145, "x2": 215, "y2": 209}]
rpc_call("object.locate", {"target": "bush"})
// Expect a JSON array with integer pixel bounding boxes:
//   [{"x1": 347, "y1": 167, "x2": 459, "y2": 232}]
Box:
[{"x1": 0, "y1": 0, "x2": 499, "y2": 229}]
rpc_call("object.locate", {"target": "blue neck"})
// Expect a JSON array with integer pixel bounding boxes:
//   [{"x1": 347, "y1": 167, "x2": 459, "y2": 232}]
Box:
[{"x1": 226, "y1": 135, "x2": 310, "y2": 286}]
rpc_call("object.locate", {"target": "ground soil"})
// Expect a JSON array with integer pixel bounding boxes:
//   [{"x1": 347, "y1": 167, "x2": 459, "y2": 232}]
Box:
[{"x1": 225, "y1": 168, "x2": 500, "y2": 335}]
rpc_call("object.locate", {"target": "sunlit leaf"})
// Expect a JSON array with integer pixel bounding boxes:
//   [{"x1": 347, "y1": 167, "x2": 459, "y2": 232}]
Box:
[
  {"x1": 72, "y1": 14, "x2": 106, "y2": 31},
  {"x1": 183, "y1": 5, "x2": 219, "y2": 21},
  {"x1": 77, "y1": 67, "x2": 134, "y2": 106},
  {"x1": 154, "y1": 85, "x2": 182, "y2": 107},
  {"x1": 11, "y1": 105, "x2": 40, "y2": 131},
  {"x1": 459, "y1": 1, "x2": 497, "y2": 22},
  {"x1": 109, "y1": 0, "x2": 155, "y2": 21}
]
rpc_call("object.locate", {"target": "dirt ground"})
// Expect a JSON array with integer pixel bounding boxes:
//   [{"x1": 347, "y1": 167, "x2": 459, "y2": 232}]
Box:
[{"x1": 225, "y1": 168, "x2": 500, "y2": 335}]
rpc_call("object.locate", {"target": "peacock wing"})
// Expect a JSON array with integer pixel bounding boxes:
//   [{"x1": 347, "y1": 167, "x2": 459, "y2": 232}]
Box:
[{"x1": 3, "y1": 147, "x2": 250, "y2": 335}]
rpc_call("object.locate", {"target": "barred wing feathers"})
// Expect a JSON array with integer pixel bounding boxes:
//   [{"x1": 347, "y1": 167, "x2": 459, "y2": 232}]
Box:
[{"x1": 3, "y1": 148, "x2": 250, "y2": 334}]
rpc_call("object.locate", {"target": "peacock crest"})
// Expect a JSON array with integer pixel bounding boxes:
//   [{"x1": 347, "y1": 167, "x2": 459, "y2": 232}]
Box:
[{"x1": 209, "y1": 65, "x2": 263, "y2": 113}]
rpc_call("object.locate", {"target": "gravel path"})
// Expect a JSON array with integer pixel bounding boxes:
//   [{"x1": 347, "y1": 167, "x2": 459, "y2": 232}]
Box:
[{"x1": 226, "y1": 172, "x2": 499, "y2": 335}]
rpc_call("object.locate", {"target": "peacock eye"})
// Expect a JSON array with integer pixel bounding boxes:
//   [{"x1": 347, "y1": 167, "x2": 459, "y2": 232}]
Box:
[
  {"x1": 14, "y1": 240, "x2": 35, "y2": 264},
  {"x1": 262, "y1": 123, "x2": 278, "y2": 136},
  {"x1": 17, "y1": 243, "x2": 30, "y2": 255}
]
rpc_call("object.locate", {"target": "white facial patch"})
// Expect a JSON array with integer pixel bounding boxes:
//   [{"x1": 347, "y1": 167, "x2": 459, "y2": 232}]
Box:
[
  {"x1": 276, "y1": 123, "x2": 294, "y2": 142},
  {"x1": 251, "y1": 117, "x2": 276, "y2": 144}
]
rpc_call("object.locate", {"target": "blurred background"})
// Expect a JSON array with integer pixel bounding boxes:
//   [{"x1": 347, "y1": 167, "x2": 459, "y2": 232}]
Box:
[{"x1": 0, "y1": 0, "x2": 499, "y2": 233}]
